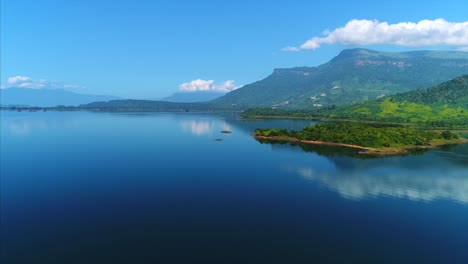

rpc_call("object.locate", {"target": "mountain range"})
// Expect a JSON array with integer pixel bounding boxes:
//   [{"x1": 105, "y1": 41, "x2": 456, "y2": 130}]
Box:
[
  {"x1": 212, "y1": 48, "x2": 468, "y2": 109},
  {"x1": 0, "y1": 88, "x2": 120, "y2": 107},
  {"x1": 74, "y1": 48, "x2": 468, "y2": 111}
]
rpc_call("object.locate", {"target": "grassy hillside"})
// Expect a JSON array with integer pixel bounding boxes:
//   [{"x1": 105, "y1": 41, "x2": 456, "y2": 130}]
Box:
[
  {"x1": 213, "y1": 48, "x2": 468, "y2": 109},
  {"x1": 322, "y1": 75, "x2": 468, "y2": 127}
]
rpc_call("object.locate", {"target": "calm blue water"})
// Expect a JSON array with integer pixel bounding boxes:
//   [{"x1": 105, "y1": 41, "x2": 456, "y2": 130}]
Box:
[{"x1": 1, "y1": 111, "x2": 468, "y2": 264}]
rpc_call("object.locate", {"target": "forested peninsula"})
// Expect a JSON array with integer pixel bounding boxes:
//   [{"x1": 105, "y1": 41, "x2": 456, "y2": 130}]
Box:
[{"x1": 252, "y1": 123, "x2": 466, "y2": 155}]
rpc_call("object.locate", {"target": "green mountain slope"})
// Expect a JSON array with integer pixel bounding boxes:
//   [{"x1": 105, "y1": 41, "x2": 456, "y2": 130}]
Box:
[
  {"x1": 76, "y1": 49, "x2": 468, "y2": 112},
  {"x1": 212, "y1": 48, "x2": 468, "y2": 109},
  {"x1": 323, "y1": 75, "x2": 468, "y2": 127}
]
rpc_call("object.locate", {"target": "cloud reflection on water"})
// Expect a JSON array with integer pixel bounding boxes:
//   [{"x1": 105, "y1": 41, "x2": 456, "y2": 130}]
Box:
[
  {"x1": 179, "y1": 119, "x2": 231, "y2": 136},
  {"x1": 290, "y1": 165, "x2": 468, "y2": 204},
  {"x1": 3, "y1": 113, "x2": 78, "y2": 135},
  {"x1": 257, "y1": 138, "x2": 468, "y2": 204},
  {"x1": 180, "y1": 120, "x2": 212, "y2": 135}
]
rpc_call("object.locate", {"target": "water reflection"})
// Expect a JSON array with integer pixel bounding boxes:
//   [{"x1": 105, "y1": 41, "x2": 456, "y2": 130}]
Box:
[
  {"x1": 180, "y1": 120, "x2": 212, "y2": 135},
  {"x1": 1, "y1": 111, "x2": 78, "y2": 135},
  {"x1": 4, "y1": 111, "x2": 467, "y2": 205},
  {"x1": 179, "y1": 119, "x2": 231, "y2": 136},
  {"x1": 178, "y1": 115, "x2": 467, "y2": 205},
  {"x1": 294, "y1": 166, "x2": 468, "y2": 203},
  {"x1": 261, "y1": 140, "x2": 468, "y2": 203}
]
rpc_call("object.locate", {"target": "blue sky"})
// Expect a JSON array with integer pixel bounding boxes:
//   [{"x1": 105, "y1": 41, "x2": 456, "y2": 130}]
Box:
[{"x1": 2, "y1": 0, "x2": 468, "y2": 99}]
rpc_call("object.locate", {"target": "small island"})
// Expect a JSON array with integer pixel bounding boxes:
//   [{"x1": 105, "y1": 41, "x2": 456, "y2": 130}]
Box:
[{"x1": 252, "y1": 123, "x2": 467, "y2": 155}]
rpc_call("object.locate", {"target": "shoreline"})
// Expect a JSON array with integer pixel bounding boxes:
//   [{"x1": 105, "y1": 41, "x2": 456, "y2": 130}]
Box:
[
  {"x1": 252, "y1": 135, "x2": 468, "y2": 156},
  {"x1": 242, "y1": 115, "x2": 468, "y2": 130}
]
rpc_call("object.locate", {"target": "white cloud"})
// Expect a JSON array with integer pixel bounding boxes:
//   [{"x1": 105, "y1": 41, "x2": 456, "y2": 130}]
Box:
[
  {"x1": 179, "y1": 79, "x2": 242, "y2": 93},
  {"x1": 285, "y1": 18, "x2": 468, "y2": 51},
  {"x1": 216, "y1": 80, "x2": 241, "y2": 93},
  {"x1": 281, "y1": 46, "x2": 300, "y2": 52},
  {"x1": 1, "y1": 76, "x2": 81, "y2": 90},
  {"x1": 179, "y1": 79, "x2": 214, "y2": 92},
  {"x1": 8, "y1": 76, "x2": 31, "y2": 84}
]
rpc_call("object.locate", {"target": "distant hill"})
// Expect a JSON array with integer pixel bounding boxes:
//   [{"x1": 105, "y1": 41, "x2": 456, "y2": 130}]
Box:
[
  {"x1": 74, "y1": 49, "x2": 468, "y2": 112},
  {"x1": 0, "y1": 88, "x2": 120, "y2": 107},
  {"x1": 162, "y1": 91, "x2": 226, "y2": 103},
  {"x1": 322, "y1": 75, "x2": 468, "y2": 127},
  {"x1": 78, "y1": 99, "x2": 213, "y2": 111},
  {"x1": 212, "y1": 48, "x2": 468, "y2": 109}
]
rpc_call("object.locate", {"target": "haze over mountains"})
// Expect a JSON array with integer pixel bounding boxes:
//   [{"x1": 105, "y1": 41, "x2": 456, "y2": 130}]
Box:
[
  {"x1": 0, "y1": 88, "x2": 120, "y2": 107},
  {"x1": 162, "y1": 91, "x2": 226, "y2": 103}
]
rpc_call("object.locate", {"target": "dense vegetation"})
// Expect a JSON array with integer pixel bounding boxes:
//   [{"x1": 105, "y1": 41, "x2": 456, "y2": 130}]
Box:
[
  {"x1": 241, "y1": 108, "x2": 318, "y2": 119},
  {"x1": 243, "y1": 75, "x2": 468, "y2": 129},
  {"x1": 253, "y1": 123, "x2": 458, "y2": 148},
  {"x1": 213, "y1": 48, "x2": 468, "y2": 109},
  {"x1": 322, "y1": 75, "x2": 468, "y2": 128}
]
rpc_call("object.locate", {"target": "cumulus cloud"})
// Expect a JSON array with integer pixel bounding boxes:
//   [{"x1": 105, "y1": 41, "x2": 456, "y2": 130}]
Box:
[
  {"x1": 8, "y1": 76, "x2": 31, "y2": 84},
  {"x1": 5, "y1": 76, "x2": 47, "y2": 89},
  {"x1": 284, "y1": 19, "x2": 468, "y2": 51},
  {"x1": 1, "y1": 75, "x2": 80, "y2": 90},
  {"x1": 215, "y1": 80, "x2": 241, "y2": 93},
  {"x1": 179, "y1": 79, "x2": 242, "y2": 93},
  {"x1": 179, "y1": 79, "x2": 214, "y2": 92}
]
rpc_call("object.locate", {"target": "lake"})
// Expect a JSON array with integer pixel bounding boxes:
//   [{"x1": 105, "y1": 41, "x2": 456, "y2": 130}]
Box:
[{"x1": 1, "y1": 111, "x2": 468, "y2": 264}]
